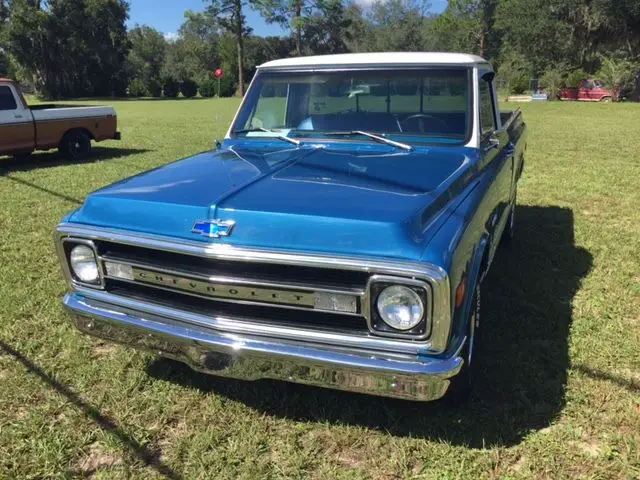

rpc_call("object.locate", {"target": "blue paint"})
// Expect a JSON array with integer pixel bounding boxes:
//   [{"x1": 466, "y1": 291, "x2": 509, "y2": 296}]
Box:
[{"x1": 70, "y1": 139, "x2": 480, "y2": 261}]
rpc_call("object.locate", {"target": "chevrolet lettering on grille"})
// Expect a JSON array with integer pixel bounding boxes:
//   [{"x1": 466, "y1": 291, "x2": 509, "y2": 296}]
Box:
[{"x1": 132, "y1": 267, "x2": 316, "y2": 307}]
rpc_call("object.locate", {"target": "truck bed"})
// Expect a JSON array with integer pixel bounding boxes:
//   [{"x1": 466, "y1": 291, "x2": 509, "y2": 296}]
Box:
[{"x1": 501, "y1": 111, "x2": 514, "y2": 126}]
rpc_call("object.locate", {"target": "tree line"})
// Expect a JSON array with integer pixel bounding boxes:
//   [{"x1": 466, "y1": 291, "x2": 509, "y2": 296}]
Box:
[{"x1": 0, "y1": 0, "x2": 638, "y2": 99}]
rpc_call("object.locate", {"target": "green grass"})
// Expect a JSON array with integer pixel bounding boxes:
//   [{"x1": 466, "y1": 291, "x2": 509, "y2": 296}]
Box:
[{"x1": 1, "y1": 98, "x2": 639, "y2": 479}]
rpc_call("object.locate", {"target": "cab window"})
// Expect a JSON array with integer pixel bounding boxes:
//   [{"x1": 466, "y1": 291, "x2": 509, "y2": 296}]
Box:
[
  {"x1": 479, "y1": 79, "x2": 495, "y2": 137},
  {"x1": 0, "y1": 86, "x2": 18, "y2": 111}
]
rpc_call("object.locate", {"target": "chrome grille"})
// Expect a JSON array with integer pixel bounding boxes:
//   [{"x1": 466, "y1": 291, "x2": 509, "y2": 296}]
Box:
[
  {"x1": 94, "y1": 240, "x2": 370, "y2": 332},
  {"x1": 55, "y1": 223, "x2": 452, "y2": 354}
]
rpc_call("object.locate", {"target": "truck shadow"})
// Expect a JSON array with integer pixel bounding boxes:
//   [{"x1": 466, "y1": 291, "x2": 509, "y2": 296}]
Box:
[
  {"x1": 146, "y1": 205, "x2": 593, "y2": 448},
  {"x1": 0, "y1": 146, "x2": 150, "y2": 174}
]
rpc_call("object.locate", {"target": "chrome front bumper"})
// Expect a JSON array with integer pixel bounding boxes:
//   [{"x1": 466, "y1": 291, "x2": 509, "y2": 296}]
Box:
[{"x1": 63, "y1": 291, "x2": 463, "y2": 401}]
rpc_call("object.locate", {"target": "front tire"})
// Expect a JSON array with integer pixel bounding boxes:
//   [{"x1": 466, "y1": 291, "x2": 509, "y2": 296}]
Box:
[
  {"x1": 448, "y1": 282, "x2": 481, "y2": 400},
  {"x1": 59, "y1": 130, "x2": 92, "y2": 160}
]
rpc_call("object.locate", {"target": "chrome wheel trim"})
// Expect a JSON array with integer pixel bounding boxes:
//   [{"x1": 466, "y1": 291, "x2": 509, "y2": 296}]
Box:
[{"x1": 68, "y1": 136, "x2": 87, "y2": 158}]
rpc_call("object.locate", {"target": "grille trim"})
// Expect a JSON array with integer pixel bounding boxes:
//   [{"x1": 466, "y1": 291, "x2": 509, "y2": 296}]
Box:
[{"x1": 100, "y1": 255, "x2": 364, "y2": 317}]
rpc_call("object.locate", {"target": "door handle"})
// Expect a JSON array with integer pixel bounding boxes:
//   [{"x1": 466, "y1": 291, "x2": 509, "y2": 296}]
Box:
[
  {"x1": 14, "y1": 114, "x2": 23, "y2": 119},
  {"x1": 484, "y1": 137, "x2": 500, "y2": 152}
]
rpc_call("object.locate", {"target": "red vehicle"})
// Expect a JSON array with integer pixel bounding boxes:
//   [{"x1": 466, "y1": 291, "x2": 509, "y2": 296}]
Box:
[{"x1": 560, "y1": 80, "x2": 613, "y2": 102}]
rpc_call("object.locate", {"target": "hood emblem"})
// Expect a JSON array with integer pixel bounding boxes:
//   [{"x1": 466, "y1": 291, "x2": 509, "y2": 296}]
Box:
[{"x1": 192, "y1": 219, "x2": 235, "y2": 238}]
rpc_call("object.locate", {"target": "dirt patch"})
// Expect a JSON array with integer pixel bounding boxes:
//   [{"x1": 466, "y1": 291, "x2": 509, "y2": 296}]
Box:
[
  {"x1": 91, "y1": 341, "x2": 117, "y2": 359},
  {"x1": 510, "y1": 455, "x2": 527, "y2": 473},
  {"x1": 302, "y1": 429, "x2": 368, "y2": 470},
  {"x1": 155, "y1": 417, "x2": 187, "y2": 463},
  {"x1": 15, "y1": 407, "x2": 29, "y2": 421},
  {"x1": 617, "y1": 368, "x2": 640, "y2": 382},
  {"x1": 571, "y1": 441, "x2": 601, "y2": 458},
  {"x1": 334, "y1": 449, "x2": 366, "y2": 469},
  {"x1": 76, "y1": 442, "x2": 123, "y2": 476}
]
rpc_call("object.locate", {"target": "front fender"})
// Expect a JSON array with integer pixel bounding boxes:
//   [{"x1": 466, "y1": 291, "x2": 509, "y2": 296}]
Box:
[{"x1": 420, "y1": 170, "x2": 495, "y2": 358}]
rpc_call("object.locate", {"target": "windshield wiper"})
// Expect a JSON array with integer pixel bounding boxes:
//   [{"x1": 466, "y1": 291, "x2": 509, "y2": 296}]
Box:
[
  {"x1": 233, "y1": 127, "x2": 301, "y2": 146},
  {"x1": 322, "y1": 131, "x2": 413, "y2": 151}
]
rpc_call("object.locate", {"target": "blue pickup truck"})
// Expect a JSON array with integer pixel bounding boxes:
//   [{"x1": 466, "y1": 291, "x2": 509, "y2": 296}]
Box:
[{"x1": 55, "y1": 53, "x2": 526, "y2": 402}]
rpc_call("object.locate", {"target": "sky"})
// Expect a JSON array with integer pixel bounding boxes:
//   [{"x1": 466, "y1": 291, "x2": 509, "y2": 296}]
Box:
[{"x1": 127, "y1": 0, "x2": 449, "y2": 40}]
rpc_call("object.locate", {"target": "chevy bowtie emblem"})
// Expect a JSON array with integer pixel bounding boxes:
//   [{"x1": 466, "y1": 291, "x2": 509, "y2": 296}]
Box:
[{"x1": 192, "y1": 219, "x2": 235, "y2": 238}]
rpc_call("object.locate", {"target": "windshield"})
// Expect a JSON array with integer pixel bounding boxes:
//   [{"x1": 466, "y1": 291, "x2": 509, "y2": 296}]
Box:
[{"x1": 231, "y1": 68, "x2": 471, "y2": 145}]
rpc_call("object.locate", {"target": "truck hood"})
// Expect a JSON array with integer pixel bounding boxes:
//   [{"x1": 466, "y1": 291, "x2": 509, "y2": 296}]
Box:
[{"x1": 71, "y1": 142, "x2": 476, "y2": 260}]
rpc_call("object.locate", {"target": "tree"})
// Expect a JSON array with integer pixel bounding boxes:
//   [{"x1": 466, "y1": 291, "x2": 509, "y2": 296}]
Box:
[
  {"x1": 432, "y1": 0, "x2": 497, "y2": 58},
  {"x1": 5, "y1": 0, "x2": 130, "y2": 98},
  {"x1": 565, "y1": 68, "x2": 587, "y2": 88},
  {"x1": 252, "y1": 0, "x2": 312, "y2": 56},
  {"x1": 127, "y1": 25, "x2": 166, "y2": 97},
  {"x1": 596, "y1": 55, "x2": 637, "y2": 101},
  {"x1": 493, "y1": 0, "x2": 640, "y2": 75},
  {"x1": 494, "y1": 0, "x2": 576, "y2": 74},
  {"x1": 498, "y1": 50, "x2": 533, "y2": 94},
  {"x1": 244, "y1": 35, "x2": 294, "y2": 79},
  {"x1": 162, "y1": 10, "x2": 221, "y2": 83},
  {"x1": 0, "y1": 0, "x2": 10, "y2": 76},
  {"x1": 302, "y1": 0, "x2": 352, "y2": 55},
  {"x1": 80, "y1": 0, "x2": 130, "y2": 96},
  {"x1": 205, "y1": 0, "x2": 251, "y2": 95},
  {"x1": 180, "y1": 78, "x2": 198, "y2": 97},
  {"x1": 365, "y1": 0, "x2": 430, "y2": 52},
  {"x1": 342, "y1": 3, "x2": 369, "y2": 53},
  {"x1": 539, "y1": 63, "x2": 569, "y2": 99},
  {"x1": 198, "y1": 77, "x2": 216, "y2": 97},
  {"x1": 163, "y1": 76, "x2": 180, "y2": 97}
]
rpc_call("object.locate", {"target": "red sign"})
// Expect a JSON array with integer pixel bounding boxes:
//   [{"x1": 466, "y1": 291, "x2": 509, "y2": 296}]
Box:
[{"x1": 214, "y1": 68, "x2": 223, "y2": 79}]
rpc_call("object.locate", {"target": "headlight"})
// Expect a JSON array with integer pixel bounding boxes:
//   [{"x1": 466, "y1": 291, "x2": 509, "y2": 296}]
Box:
[
  {"x1": 69, "y1": 245, "x2": 99, "y2": 283},
  {"x1": 376, "y1": 285, "x2": 424, "y2": 330}
]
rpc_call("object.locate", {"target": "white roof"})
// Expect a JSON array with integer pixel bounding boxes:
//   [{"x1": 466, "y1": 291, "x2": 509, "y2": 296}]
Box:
[{"x1": 259, "y1": 52, "x2": 489, "y2": 69}]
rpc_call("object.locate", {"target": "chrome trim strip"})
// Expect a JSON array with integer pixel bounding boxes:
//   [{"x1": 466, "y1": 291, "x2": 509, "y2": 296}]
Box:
[
  {"x1": 363, "y1": 275, "x2": 432, "y2": 340},
  {"x1": 72, "y1": 287, "x2": 433, "y2": 355},
  {"x1": 64, "y1": 291, "x2": 462, "y2": 401},
  {"x1": 55, "y1": 223, "x2": 452, "y2": 353},
  {"x1": 32, "y1": 115, "x2": 113, "y2": 124},
  {"x1": 0, "y1": 120, "x2": 33, "y2": 127},
  {"x1": 105, "y1": 276, "x2": 363, "y2": 318},
  {"x1": 100, "y1": 255, "x2": 363, "y2": 316}
]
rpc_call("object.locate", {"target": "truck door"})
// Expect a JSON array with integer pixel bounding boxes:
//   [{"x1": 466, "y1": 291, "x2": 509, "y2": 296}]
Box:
[
  {"x1": 582, "y1": 80, "x2": 597, "y2": 101},
  {"x1": 0, "y1": 84, "x2": 35, "y2": 155},
  {"x1": 479, "y1": 73, "x2": 513, "y2": 252}
]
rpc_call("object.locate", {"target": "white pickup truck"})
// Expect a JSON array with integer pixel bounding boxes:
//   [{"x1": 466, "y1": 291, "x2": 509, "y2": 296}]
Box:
[{"x1": 0, "y1": 78, "x2": 120, "y2": 160}]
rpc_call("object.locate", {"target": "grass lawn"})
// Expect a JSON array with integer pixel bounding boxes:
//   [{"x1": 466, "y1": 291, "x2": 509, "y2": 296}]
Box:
[{"x1": 1, "y1": 98, "x2": 639, "y2": 479}]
